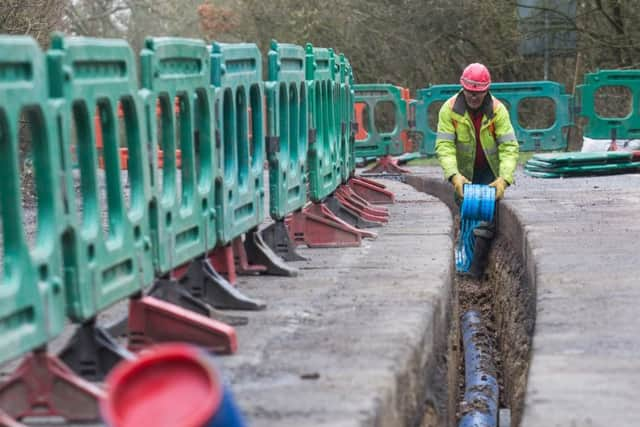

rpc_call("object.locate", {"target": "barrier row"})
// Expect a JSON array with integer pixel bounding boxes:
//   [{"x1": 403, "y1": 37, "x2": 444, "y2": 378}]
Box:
[
  {"x1": 355, "y1": 70, "x2": 640, "y2": 170},
  {"x1": 0, "y1": 33, "x2": 395, "y2": 424}
]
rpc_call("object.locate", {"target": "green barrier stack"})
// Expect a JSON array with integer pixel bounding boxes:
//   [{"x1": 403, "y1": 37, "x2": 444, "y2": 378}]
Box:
[
  {"x1": 48, "y1": 34, "x2": 154, "y2": 321},
  {"x1": 576, "y1": 69, "x2": 640, "y2": 140},
  {"x1": 306, "y1": 45, "x2": 340, "y2": 202},
  {"x1": 0, "y1": 36, "x2": 67, "y2": 363},
  {"x1": 210, "y1": 42, "x2": 265, "y2": 244},
  {"x1": 0, "y1": 31, "x2": 380, "y2": 424},
  {"x1": 353, "y1": 84, "x2": 408, "y2": 159},
  {"x1": 266, "y1": 40, "x2": 308, "y2": 219},
  {"x1": 140, "y1": 37, "x2": 217, "y2": 273},
  {"x1": 524, "y1": 151, "x2": 640, "y2": 178},
  {"x1": 415, "y1": 81, "x2": 573, "y2": 155}
]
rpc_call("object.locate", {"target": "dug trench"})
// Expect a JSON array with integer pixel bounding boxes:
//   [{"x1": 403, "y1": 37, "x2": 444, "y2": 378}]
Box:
[{"x1": 406, "y1": 173, "x2": 535, "y2": 427}]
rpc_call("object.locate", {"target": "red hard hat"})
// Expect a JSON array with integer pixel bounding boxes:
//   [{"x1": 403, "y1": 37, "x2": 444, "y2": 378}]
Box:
[{"x1": 460, "y1": 63, "x2": 491, "y2": 92}]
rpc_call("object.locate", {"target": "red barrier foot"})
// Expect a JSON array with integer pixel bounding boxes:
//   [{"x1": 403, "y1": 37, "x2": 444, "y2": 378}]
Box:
[
  {"x1": 207, "y1": 244, "x2": 237, "y2": 285},
  {"x1": 0, "y1": 349, "x2": 104, "y2": 423},
  {"x1": 335, "y1": 187, "x2": 389, "y2": 222},
  {"x1": 127, "y1": 296, "x2": 237, "y2": 354},
  {"x1": 339, "y1": 185, "x2": 390, "y2": 217},
  {"x1": 348, "y1": 177, "x2": 395, "y2": 204},
  {"x1": 286, "y1": 202, "x2": 377, "y2": 248},
  {"x1": 363, "y1": 154, "x2": 411, "y2": 174},
  {"x1": 309, "y1": 203, "x2": 377, "y2": 240},
  {"x1": 0, "y1": 410, "x2": 25, "y2": 427},
  {"x1": 232, "y1": 236, "x2": 267, "y2": 275},
  {"x1": 333, "y1": 193, "x2": 387, "y2": 225},
  {"x1": 325, "y1": 196, "x2": 382, "y2": 229}
]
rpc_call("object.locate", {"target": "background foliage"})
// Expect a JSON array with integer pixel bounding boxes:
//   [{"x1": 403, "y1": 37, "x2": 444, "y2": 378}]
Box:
[{"x1": 2, "y1": 0, "x2": 639, "y2": 150}]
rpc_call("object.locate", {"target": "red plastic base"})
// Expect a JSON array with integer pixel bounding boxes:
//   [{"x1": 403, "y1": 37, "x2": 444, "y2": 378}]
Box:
[
  {"x1": 0, "y1": 350, "x2": 103, "y2": 423},
  {"x1": 346, "y1": 187, "x2": 389, "y2": 217},
  {"x1": 232, "y1": 237, "x2": 267, "y2": 275},
  {"x1": 364, "y1": 155, "x2": 411, "y2": 174},
  {"x1": 348, "y1": 177, "x2": 395, "y2": 204},
  {"x1": 127, "y1": 296, "x2": 237, "y2": 355},
  {"x1": 207, "y1": 245, "x2": 237, "y2": 285},
  {"x1": 0, "y1": 410, "x2": 25, "y2": 427},
  {"x1": 286, "y1": 202, "x2": 377, "y2": 248},
  {"x1": 335, "y1": 186, "x2": 389, "y2": 223}
]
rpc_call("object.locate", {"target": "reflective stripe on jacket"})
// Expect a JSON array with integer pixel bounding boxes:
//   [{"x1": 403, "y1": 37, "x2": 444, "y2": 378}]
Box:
[{"x1": 435, "y1": 91, "x2": 519, "y2": 184}]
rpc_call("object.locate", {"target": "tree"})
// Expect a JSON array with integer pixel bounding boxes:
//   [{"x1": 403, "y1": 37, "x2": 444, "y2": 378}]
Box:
[{"x1": 0, "y1": 0, "x2": 66, "y2": 46}]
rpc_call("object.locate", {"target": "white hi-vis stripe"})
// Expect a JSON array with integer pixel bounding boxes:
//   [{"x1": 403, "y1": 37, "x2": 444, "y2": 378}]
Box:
[
  {"x1": 437, "y1": 132, "x2": 455, "y2": 141},
  {"x1": 497, "y1": 132, "x2": 515, "y2": 144}
]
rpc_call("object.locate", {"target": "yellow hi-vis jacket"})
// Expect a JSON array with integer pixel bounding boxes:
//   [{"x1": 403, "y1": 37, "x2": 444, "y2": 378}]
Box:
[{"x1": 435, "y1": 91, "x2": 519, "y2": 184}]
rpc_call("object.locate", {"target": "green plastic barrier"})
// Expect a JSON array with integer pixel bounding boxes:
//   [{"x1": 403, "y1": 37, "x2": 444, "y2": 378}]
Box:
[
  {"x1": 353, "y1": 84, "x2": 408, "y2": 158},
  {"x1": 210, "y1": 42, "x2": 265, "y2": 244},
  {"x1": 48, "y1": 34, "x2": 154, "y2": 321},
  {"x1": 306, "y1": 45, "x2": 340, "y2": 202},
  {"x1": 415, "y1": 81, "x2": 572, "y2": 154},
  {"x1": 348, "y1": 59, "x2": 357, "y2": 175},
  {"x1": 340, "y1": 55, "x2": 356, "y2": 182},
  {"x1": 576, "y1": 69, "x2": 640, "y2": 139},
  {"x1": 139, "y1": 37, "x2": 216, "y2": 273},
  {"x1": 265, "y1": 40, "x2": 308, "y2": 220},
  {"x1": 332, "y1": 55, "x2": 344, "y2": 183},
  {"x1": 413, "y1": 85, "x2": 458, "y2": 156},
  {"x1": 0, "y1": 36, "x2": 66, "y2": 363}
]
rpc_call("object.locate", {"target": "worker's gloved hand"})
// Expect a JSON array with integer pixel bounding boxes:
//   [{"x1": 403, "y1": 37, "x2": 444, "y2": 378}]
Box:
[
  {"x1": 489, "y1": 177, "x2": 507, "y2": 200},
  {"x1": 451, "y1": 174, "x2": 471, "y2": 198}
]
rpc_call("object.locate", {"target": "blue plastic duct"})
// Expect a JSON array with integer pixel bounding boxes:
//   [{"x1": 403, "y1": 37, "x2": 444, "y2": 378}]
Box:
[
  {"x1": 459, "y1": 310, "x2": 499, "y2": 427},
  {"x1": 455, "y1": 184, "x2": 496, "y2": 272}
]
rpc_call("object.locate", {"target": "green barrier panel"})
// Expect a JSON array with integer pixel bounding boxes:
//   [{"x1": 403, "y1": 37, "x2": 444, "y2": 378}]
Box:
[
  {"x1": 140, "y1": 37, "x2": 216, "y2": 273},
  {"x1": 353, "y1": 84, "x2": 408, "y2": 159},
  {"x1": 340, "y1": 55, "x2": 356, "y2": 181},
  {"x1": 415, "y1": 81, "x2": 572, "y2": 154},
  {"x1": 524, "y1": 151, "x2": 640, "y2": 178},
  {"x1": 576, "y1": 69, "x2": 640, "y2": 139},
  {"x1": 0, "y1": 36, "x2": 66, "y2": 363},
  {"x1": 332, "y1": 55, "x2": 344, "y2": 184},
  {"x1": 489, "y1": 81, "x2": 571, "y2": 151},
  {"x1": 210, "y1": 42, "x2": 265, "y2": 244},
  {"x1": 347, "y1": 59, "x2": 357, "y2": 175},
  {"x1": 528, "y1": 151, "x2": 631, "y2": 165},
  {"x1": 306, "y1": 45, "x2": 340, "y2": 202},
  {"x1": 414, "y1": 85, "x2": 458, "y2": 156},
  {"x1": 266, "y1": 40, "x2": 308, "y2": 220},
  {"x1": 48, "y1": 35, "x2": 153, "y2": 321},
  {"x1": 525, "y1": 162, "x2": 640, "y2": 177}
]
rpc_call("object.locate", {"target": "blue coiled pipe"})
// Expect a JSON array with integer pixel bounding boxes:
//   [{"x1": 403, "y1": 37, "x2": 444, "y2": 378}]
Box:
[
  {"x1": 455, "y1": 184, "x2": 496, "y2": 272},
  {"x1": 459, "y1": 310, "x2": 499, "y2": 427}
]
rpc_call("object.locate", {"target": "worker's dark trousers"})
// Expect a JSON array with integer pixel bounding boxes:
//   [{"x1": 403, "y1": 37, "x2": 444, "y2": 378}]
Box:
[{"x1": 459, "y1": 167, "x2": 497, "y2": 279}]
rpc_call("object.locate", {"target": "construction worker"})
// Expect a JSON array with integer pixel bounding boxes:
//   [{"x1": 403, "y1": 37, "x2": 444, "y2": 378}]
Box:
[{"x1": 435, "y1": 63, "x2": 519, "y2": 278}]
